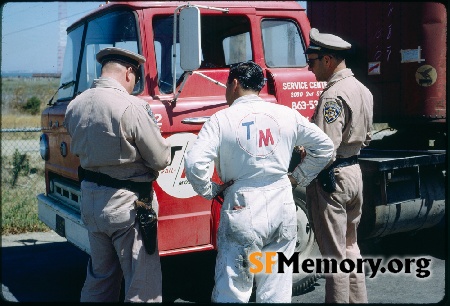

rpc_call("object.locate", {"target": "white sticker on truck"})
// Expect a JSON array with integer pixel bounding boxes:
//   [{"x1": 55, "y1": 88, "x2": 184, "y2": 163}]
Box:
[{"x1": 156, "y1": 132, "x2": 214, "y2": 198}]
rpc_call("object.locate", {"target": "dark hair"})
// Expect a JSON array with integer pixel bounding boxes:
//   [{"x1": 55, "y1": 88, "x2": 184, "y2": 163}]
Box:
[
  {"x1": 227, "y1": 61, "x2": 265, "y2": 92},
  {"x1": 317, "y1": 49, "x2": 348, "y2": 62},
  {"x1": 100, "y1": 55, "x2": 140, "y2": 70}
]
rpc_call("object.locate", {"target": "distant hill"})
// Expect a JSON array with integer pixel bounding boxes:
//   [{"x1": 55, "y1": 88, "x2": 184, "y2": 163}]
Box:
[
  {"x1": 1, "y1": 72, "x2": 61, "y2": 78},
  {"x1": 1, "y1": 72, "x2": 35, "y2": 78}
]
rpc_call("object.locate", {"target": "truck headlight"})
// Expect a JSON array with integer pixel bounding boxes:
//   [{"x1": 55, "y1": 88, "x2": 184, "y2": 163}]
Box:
[{"x1": 40, "y1": 133, "x2": 49, "y2": 160}]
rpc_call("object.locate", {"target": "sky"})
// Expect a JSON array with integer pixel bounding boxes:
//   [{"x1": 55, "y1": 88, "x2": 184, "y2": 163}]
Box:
[
  {"x1": 1, "y1": 1, "x2": 104, "y2": 73},
  {"x1": 1, "y1": 1, "x2": 307, "y2": 74}
]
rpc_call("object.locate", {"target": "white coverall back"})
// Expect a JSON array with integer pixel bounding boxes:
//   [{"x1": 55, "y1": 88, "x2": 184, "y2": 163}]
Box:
[{"x1": 184, "y1": 94, "x2": 333, "y2": 303}]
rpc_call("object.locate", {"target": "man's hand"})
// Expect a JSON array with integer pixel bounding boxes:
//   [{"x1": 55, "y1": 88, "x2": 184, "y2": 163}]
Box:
[
  {"x1": 288, "y1": 174, "x2": 298, "y2": 187},
  {"x1": 214, "y1": 180, "x2": 234, "y2": 204},
  {"x1": 288, "y1": 146, "x2": 307, "y2": 174},
  {"x1": 216, "y1": 180, "x2": 234, "y2": 196},
  {"x1": 295, "y1": 146, "x2": 307, "y2": 160},
  {"x1": 288, "y1": 146, "x2": 306, "y2": 187}
]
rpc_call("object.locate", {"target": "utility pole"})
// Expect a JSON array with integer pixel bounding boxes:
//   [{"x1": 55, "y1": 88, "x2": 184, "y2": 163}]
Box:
[{"x1": 57, "y1": 2, "x2": 67, "y2": 74}]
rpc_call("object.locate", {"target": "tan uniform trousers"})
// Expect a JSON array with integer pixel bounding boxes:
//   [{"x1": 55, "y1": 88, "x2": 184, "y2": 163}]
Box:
[
  {"x1": 307, "y1": 164, "x2": 368, "y2": 303},
  {"x1": 80, "y1": 181, "x2": 162, "y2": 302}
]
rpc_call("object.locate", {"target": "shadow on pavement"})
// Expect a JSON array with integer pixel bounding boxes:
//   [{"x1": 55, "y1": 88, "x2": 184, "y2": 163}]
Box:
[
  {"x1": 1, "y1": 241, "x2": 88, "y2": 302},
  {"x1": 161, "y1": 250, "x2": 217, "y2": 303},
  {"x1": 1, "y1": 240, "x2": 217, "y2": 303}
]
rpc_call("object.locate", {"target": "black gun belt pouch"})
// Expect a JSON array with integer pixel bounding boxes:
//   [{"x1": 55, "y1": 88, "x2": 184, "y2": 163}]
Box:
[{"x1": 317, "y1": 155, "x2": 358, "y2": 193}]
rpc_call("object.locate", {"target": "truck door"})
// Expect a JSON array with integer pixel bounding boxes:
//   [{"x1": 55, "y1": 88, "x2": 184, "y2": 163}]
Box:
[
  {"x1": 142, "y1": 9, "x2": 256, "y2": 252},
  {"x1": 259, "y1": 18, "x2": 326, "y2": 120}
]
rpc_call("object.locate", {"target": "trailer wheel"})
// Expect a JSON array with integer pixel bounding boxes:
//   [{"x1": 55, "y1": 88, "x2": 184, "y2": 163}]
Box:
[{"x1": 291, "y1": 186, "x2": 321, "y2": 295}]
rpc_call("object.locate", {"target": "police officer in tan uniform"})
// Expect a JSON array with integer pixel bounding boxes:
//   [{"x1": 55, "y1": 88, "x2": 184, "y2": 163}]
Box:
[
  {"x1": 305, "y1": 28, "x2": 373, "y2": 303},
  {"x1": 65, "y1": 47, "x2": 171, "y2": 302}
]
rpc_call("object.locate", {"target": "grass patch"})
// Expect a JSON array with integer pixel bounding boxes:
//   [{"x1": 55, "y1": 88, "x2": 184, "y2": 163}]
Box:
[
  {"x1": 1, "y1": 77, "x2": 60, "y2": 117},
  {"x1": 1, "y1": 114, "x2": 41, "y2": 129},
  {"x1": 1, "y1": 189, "x2": 49, "y2": 235}
]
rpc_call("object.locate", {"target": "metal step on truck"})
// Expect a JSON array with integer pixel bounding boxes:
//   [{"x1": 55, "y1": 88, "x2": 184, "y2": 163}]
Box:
[{"x1": 37, "y1": 1, "x2": 446, "y2": 294}]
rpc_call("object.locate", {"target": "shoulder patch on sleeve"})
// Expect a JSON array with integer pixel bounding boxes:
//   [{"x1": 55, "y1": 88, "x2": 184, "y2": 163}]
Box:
[
  {"x1": 323, "y1": 99, "x2": 342, "y2": 124},
  {"x1": 144, "y1": 104, "x2": 158, "y2": 125}
]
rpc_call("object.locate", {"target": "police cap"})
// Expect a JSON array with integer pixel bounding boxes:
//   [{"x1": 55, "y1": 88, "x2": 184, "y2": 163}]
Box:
[
  {"x1": 96, "y1": 47, "x2": 146, "y2": 70},
  {"x1": 305, "y1": 28, "x2": 351, "y2": 55}
]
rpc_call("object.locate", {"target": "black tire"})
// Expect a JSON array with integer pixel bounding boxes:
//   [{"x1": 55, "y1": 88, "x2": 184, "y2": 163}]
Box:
[{"x1": 291, "y1": 186, "x2": 321, "y2": 295}]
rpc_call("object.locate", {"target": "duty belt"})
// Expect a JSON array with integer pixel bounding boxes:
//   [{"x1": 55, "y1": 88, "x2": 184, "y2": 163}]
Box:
[
  {"x1": 78, "y1": 167, "x2": 153, "y2": 202},
  {"x1": 332, "y1": 155, "x2": 358, "y2": 168}
]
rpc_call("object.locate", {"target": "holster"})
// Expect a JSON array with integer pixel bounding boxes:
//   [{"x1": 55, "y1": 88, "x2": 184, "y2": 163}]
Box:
[
  {"x1": 135, "y1": 199, "x2": 158, "y2": 255},
  {"x1": 317, "y1": 155, "x2": 358, "y2": 193},
  {"x1": 78, "y1": 166, "x2": 158, "y2": 255},
  {"x1": 317, "y1": 166, "x2": 336, "y2": 193}
]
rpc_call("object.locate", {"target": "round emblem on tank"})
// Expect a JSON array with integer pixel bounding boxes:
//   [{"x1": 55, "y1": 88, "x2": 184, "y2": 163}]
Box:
[{"x1": 415, "y1": 65, "x2": 437, "y2": 87}]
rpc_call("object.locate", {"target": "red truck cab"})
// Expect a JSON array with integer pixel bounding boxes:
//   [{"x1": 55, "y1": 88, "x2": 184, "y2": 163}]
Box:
[
  {"x1": 38, "y1": 2, "x2": 446, "y2": 295},
  {"x1": 38, "y1": 1, "x2": 322, "y2": 293}
]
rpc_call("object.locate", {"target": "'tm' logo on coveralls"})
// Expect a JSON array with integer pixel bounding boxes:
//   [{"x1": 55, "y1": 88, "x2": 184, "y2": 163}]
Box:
[{"x1": 237, "y1": 113, "x2": 280, "y2": 157}]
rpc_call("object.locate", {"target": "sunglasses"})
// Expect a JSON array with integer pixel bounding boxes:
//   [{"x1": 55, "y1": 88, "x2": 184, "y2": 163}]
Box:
[
  {"x1": 306, "y1": 56, "x2": 324, "y2": 66},
  {"x1": 128, "y1": 66, "x2": 141, "y2": 84}
]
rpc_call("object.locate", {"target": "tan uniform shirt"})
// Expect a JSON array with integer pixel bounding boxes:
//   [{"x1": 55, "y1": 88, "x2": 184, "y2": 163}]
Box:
[
  {"x1": 311, "y1": 68, "x2": 373, "y2": 162},
  {"x1": 65, "y1": 77, "x2": 171, "y2": 182}
]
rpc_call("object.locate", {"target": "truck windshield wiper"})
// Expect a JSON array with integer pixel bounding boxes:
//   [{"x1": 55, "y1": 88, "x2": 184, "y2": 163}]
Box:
[{"x1": 47, "y1": 80, "x2": 75, "y2": 106}]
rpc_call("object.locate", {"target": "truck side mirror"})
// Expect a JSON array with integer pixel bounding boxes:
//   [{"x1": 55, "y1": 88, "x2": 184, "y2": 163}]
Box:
[{"x1": 179, "y1": 6, "x2": 201, "y2": 71}]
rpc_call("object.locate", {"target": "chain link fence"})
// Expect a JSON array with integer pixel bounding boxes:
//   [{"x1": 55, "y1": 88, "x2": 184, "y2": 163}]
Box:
[
  {"x1": 1, "y1": 128, "x2": 43, "y2": 187},
  {"x1": 1, "y1": 128, "x2": 47, "y2": 234}
]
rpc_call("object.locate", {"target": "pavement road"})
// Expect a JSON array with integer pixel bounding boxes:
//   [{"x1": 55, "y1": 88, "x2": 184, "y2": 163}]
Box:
[{"x1": 1, "y1": 227, "x2": 447, "y2": 303}]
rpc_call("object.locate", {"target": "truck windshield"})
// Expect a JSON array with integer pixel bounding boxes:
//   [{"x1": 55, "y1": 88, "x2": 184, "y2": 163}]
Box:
[
  {"x1": 58, "y1": 10, "x2": 142, "y2": 100},
  {"x1": 153, "y1": 15, "x2": 252, "y2": 94},
  {"x1": 58, "y1": 24, "x2": 84, "y2": 100}
]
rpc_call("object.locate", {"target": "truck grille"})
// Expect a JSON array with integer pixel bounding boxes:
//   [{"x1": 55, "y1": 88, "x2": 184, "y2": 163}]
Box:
[{"x1": 49, "y1": 178, "x2": 81, "y2": 212}]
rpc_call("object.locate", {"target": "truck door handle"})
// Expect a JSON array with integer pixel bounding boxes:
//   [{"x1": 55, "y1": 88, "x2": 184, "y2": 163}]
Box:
[{"x1": 181, "y1": 116, "x2": 210, "y2": 124}]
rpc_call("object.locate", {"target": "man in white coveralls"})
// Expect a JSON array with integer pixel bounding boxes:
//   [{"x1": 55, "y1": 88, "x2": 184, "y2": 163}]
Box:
[{"x1": 184, "y1": 61, "x2": 334, "y2": 303}]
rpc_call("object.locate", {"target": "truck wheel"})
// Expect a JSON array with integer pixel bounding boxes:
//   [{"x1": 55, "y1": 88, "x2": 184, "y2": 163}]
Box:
[
  {"x1": 249, "y1": 187, "x2": 320, "y2": 301},
  {"x1": 292, "y1": 186, "x2": 321, "y2": 295}
]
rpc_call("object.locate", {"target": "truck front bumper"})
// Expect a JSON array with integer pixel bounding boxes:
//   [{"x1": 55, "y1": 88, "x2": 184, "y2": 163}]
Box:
[{"x1": 37, "y1": 193, "x2": 90, "y2": 254}]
